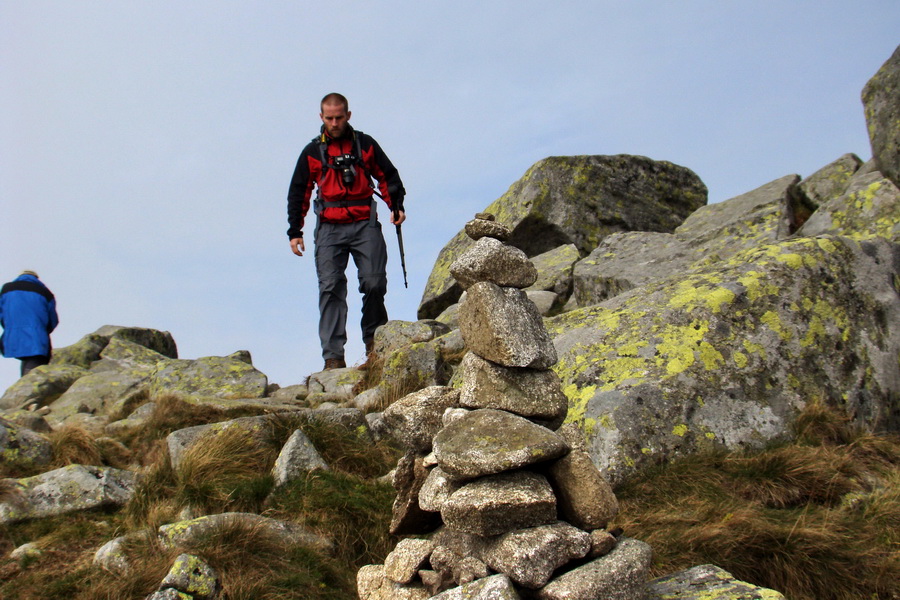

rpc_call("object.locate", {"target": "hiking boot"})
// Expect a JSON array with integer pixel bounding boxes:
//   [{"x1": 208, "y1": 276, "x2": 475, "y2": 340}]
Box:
[
  {"x1": 357, "y1": 340, "x2": 376, "y2": 371},
  {"x1": 323, "y1": 358, "x2": 346, "y2": 370}
]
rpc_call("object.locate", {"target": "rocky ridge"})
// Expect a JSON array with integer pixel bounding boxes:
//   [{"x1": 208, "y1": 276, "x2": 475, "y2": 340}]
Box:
[{"x1": 3, "y1": 44, "x2": 900, "y2": 599}]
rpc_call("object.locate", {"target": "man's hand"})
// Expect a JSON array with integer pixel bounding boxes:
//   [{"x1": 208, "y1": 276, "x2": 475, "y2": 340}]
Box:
[
  {"x1": 391, "y1": 210, "x2": 406, "y2": 226},
  {"x1": 290, "y1": 237, "x2": 306, "y2": 256}
]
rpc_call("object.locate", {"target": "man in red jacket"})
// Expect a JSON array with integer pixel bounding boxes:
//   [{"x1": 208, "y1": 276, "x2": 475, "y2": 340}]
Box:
[{"x1": 287, "y1": 93, "x2": 406, "y2": 370}]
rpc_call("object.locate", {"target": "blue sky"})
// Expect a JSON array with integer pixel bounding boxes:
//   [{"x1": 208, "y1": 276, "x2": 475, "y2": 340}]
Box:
[{"x1": 1, "y1": 1, "x2": 898, "y2": 393}]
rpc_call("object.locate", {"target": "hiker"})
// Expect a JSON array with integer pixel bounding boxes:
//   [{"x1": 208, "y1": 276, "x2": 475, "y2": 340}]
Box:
[
  {"x1": 0, "y1": 270, "x2": 59, "y2": 376},
  {"x1": 287, "y1": 93, "x2": 406, "y2": 371}
]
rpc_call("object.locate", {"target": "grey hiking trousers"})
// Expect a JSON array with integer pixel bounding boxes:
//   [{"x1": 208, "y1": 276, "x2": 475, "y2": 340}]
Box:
[{"x1": 314, "y1": 219, "x2": 388, "y2": 360}]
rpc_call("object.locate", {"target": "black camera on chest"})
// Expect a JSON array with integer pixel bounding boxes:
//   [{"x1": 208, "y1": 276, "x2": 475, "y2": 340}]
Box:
[{"x1": 332, "y1": 153, "x2": 357, "y2": 186}]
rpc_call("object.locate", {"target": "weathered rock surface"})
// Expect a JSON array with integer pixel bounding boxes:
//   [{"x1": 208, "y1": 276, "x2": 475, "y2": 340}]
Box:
[
  {"x1": 373, "y1": 320, "x2": 453, "y2": 359},
  {"x1": 0, "y1": 416, "x2": 52, "y2": 469},
  {"x1": 459, "y1": 282, "x2": 557, "y2": 368},
  {"x1": 384, "y1": 538, "x2": 436, "y2": 584},
  {"x1": 358, "y1": 563, "x2": 431, "y2": 600},
  {"x1": 441, "y1": 470, "x2": 557, "y2": 536},
  {"x1": 159, "y1": 553, "x2": 220, "y2": 600},
  {"x1": 148, "y1": 351, "x2": 268, "y2": 399},
  {"x1": 481, "y1": 522, "x2": 591, "y2": 589},
  {"x1": 798, "y1": 153, "x2": 863, "y2": 208},
  {"x1": 862, "y1": 43, "x2": 900, "y2": 187},
  {"x1": 93, "y1": 535, "x2": 131, "y2": 574},
  {"x1": 549, "y1": 235, "x2": 900, "y2": 485},
  {"x1": 547, "y1": 423, "x2": 619, "y2": 530},
  {"x1": 51, "y1": 325, "x2": 178, "y2": 369},
  {"x1": 646, "y1": 563, "x2": 787, "y2": 599},
  {"x1": 525, "y1": 243, "x2": 581, "y2": 297},
  {"x1": 534, "y1": 537, "x2": 653, "y2": 600},
  {"x1": 570, "y1": 231, "x2": 696, "y2": 307},
  {"x1": 46, "y1": 342, "x2": 162, "y2": 425},
  {"x1": 377, "y1": 341, "x2": 453, "y2": 399},
  {"x1": 450, "y1": 236, "x2": 538, "y2": 290},
  {"x1": 0, "y1": 465, "x2": 139, "y2": 524},
  {"x1": 797, "y1": 170, "x2": 900, "y2": 242},
  {"x1": 464, "y1": 214, "x2": 512, "y2": 241},
  {"x1": 390, "y1": 452, "x2": 442, "y2": 535},
  {"x1": 418, "y1": 466, "x2": 462, "y2": 513},
  {"x1": 526, "y1": 290, "x2": 559, "y2": 316},
  {"x1": 383, "y1": 386, "x2": 460, "y2": 453},
  {"x1": 419, "y1": 155, "x2": 707, "y2": 319},
  {"x1": 434, "y1": 409, "x2": 569, "y2": 480},
  {"x1": 565, "y1": 170, "x2": 838, "y2": 310},
  {"x1": 4, "y1": 410, "x2": 52, "y2": 434},
  {"x1": 158, "y1": 512, "x2": 332, "y2": 553},
  {"x1": 431, "y1": 574, "x2": 521, "y2": 599},
  {"x1": 0, "y1": 363, "x2": 88, "y2": 410},
  {"x1": 271, "y1": 428, "x2": 329, "y2": 486},
  {"x1": 674, "y1": 174, "x2": 800, "y2": 258},
  {"x1": 458, "y1": 352, "x2": 568, "y2": 426}
]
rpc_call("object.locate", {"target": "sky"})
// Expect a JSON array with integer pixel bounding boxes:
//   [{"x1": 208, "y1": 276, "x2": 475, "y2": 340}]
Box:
[{"x1": 1, "y1": 1, "x2": 898, "y2": 393}]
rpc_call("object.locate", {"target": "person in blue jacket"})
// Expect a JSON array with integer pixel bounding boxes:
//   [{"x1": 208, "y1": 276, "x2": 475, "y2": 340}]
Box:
[{"x1": 0, "y1": 270, "x2": 59, "y2": 376}]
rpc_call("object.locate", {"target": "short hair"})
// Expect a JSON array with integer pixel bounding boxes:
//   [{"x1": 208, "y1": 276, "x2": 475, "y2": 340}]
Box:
[{"x1": 320, "y1": 92, "x2": 349, "y2": 113}]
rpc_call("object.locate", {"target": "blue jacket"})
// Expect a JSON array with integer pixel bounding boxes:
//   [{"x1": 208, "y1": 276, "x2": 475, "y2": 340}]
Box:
[{"x1": 0, "y1": 274, "x2": 59, "y2": 358}]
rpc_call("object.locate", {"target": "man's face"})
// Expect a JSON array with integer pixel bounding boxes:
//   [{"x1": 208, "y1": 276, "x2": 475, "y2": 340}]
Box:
[{"x1": 320, "y1": 103, "x2": 350, "y2": 138}]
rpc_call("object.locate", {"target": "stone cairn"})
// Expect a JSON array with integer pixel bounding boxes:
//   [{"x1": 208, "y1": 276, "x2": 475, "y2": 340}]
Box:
[{"x1": 358, "y1": 214, "x2": 653, "y2": 600}]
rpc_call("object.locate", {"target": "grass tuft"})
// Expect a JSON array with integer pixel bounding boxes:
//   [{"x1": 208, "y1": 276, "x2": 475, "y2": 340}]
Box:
[
  {"x1": 179, "y1": 515, "x2": 355, "y2": 600},
  {"x1": 613, "y1": 401, "x2": 900, "y2": 600},
  {"x1": 48, "y1": 426, "x2": 102, "y2": 468},
  {"x1": 122, "y1": 441, "x2": 178, "y2": 530},
  {"x1": 718, "y1": 444, "x2": 858, "y2": 508},
  {"x1": 267, "y1": 469, "x2": 398, "y2": 568},
  {"x1": 173, "y1": 425, "x2": 278, "y2": 515},
  {"x1": 301, "y1": 419, "x2": 400, "y2": 479},
  {"x1": 352, "y1": 353, "x2": 386, "y2": 396}
]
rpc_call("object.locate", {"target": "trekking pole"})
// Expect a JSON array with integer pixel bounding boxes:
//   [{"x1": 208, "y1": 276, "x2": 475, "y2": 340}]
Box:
[
  {"x1": 372, "y1": 188, "x2": 409, "y2": 288},
  {"x1": 393, "y1": 207, "x2": 409, "y2": 289}
]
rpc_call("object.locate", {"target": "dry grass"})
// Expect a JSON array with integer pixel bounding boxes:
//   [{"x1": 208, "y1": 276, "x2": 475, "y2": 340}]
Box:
[
  {"x1": 125, "y1": 424, "x2": 279, "y2": 529},
  {"x1": 48, "y1": 426, "x2": 102, "y2": 468},
  {"x1": 613, "y1": 401, "x2": 900, "y2": 600},
  {"x1": 262, "y1": 411, "x2": 401, "y2": 479},
  {"x1": 114, "y1": 393, "x2": 267, "y2": 461},
  {"x1": 122, "y1": 440, "x2": 178, "y2": 530},
  {"x1": 351, "y1": 352, "x2": 387, "y2": 397},
  {"x1": 350, "y1": 350, "x2": 452, "y2": 413},
  {"x1": 266, "y1": 469, "x2": 399, "y2": 569},
  {"x1": 175, "y1": 425, "x2": 278, "y2": 514},
  {"x1": 0, "y1": 478, "x2": 24, "y2": 507},
  {"x1": 8, "y1": 388, "x2": 896, "y2": 599},
  {"x1": 719, "y1": 444, "x2": 859, "y2": 507},
  {"x1": 174, "y1": 515, "x2": 354, "y2": 600},
  {"x1": 63, "y1": 531, "x2": 178, "y2": 600},
  {"x1": 301, "y1": 419, "x2": 400, "y2": 479},
  {"x1": 0, "y1": 511, "x2": 128, "y2": 599},
  {"x1": 1, "y1": 388, "x2": 402, "y2": 599}
]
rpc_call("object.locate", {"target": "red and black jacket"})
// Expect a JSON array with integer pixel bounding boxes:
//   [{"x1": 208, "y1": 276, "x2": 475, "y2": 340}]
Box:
[{"x1": 287, "y1": 125, "x2": 404, "y2": 238}]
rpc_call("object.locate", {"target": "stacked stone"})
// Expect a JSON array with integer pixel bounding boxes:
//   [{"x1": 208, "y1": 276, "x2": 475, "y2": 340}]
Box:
[{"x1": 359, "y1": 214, "x2": 652, "y2": 600}]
